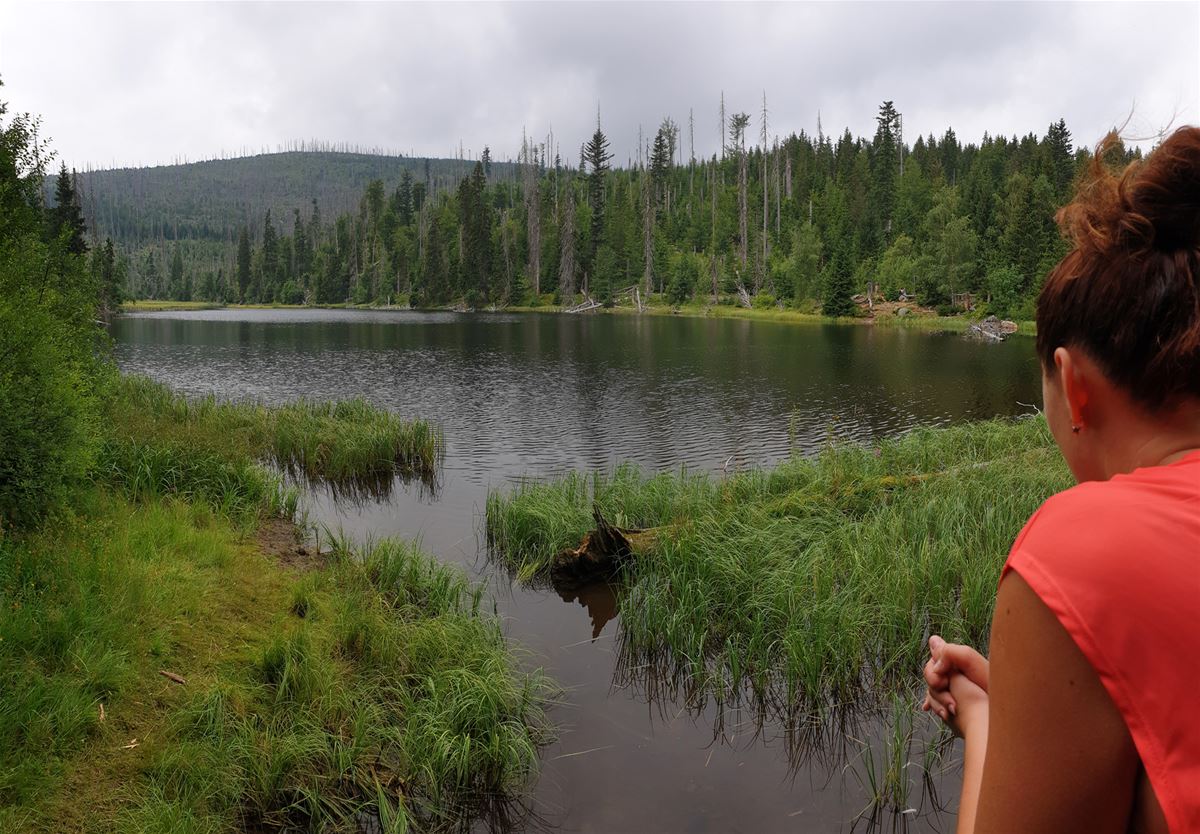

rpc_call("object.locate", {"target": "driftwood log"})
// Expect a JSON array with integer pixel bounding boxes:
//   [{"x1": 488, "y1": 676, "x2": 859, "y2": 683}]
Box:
[{"x1": 550, "y1": 505, "x2": 655, "y2": 590}]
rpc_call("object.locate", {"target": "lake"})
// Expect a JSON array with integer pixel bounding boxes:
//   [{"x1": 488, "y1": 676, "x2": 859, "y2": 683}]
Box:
[{"x1": 114, "y1": 308, "x2": 1041, "y2": 833}]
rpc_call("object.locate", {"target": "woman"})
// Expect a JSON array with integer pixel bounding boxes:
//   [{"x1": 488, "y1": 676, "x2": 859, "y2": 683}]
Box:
[{"x1": 922, "y1": 126, "x2": 1200, "y2": 833}]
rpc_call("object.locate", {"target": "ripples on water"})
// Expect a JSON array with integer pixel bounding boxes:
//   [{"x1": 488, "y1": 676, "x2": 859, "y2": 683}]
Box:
[{"x1": 114, "y1": 308, "x2": 1038, "y2": 833}]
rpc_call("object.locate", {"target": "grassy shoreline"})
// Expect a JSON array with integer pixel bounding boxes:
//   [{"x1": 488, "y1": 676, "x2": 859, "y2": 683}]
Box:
[
  {"x1": 2, "y1": 379, "x2": 549, "y2": 833},
  {"x1": 486, "y1": 416, "x2": 1069, "y2": 717},
  {"x1": 120, "y1": 298, "x2": 1036, "y2": 337}
]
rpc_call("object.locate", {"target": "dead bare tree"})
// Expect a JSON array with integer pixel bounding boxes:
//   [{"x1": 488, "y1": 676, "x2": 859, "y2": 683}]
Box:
[
  {"x1": 642, "y1": 174, "x2": 654, "y2": 295},
  {"x1": 710, "y1": 160, "x2": 719, "y2": 302},
  {"x1": 729, "y1": 112, "x2": 751, "y2": 271},
  {"x1": 760, "y1": 92, "x2": 769, "y2": 290},
  {"x1": 521, "y1": 133, "x2": 541, "y2": 295}
]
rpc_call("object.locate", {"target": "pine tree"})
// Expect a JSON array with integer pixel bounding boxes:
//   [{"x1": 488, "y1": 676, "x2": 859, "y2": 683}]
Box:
[
  {"x1": 457, "y1": 161, "x2": 492, "y2": 303},
  {"x1": 93, "y1": 237, "x2": 121, "y2": 316},
  {"x1": 583, "y1": 121, "x2": 613, "y2": 274},
  {"x1": 822, "y1": 247, "x2": 855, "y2": 317},
  {"x1": 1044, "y1": 119, "x2": 1075, "y2": 198},
  {"x1": 262, "y1": 210, "x2": 279, "y2": 300},
  {"x1": 236, "y1": 226, "x2": 251, "y2": 301},
  {"x1": 872, "y1": 101, "x2": 900, "y2": 247},
  {"x1": 47, "y1": 162, "x2": 87, "y2": 254},
  {"x1": 170, "y1": 244, "x2": 185, "y2": 299},
  {"x1": 396, "y1": 169, "x2": 415, "y2": 227},
  {"x1": 667, "y1": 254, "x2": 693, "y2": 305}
]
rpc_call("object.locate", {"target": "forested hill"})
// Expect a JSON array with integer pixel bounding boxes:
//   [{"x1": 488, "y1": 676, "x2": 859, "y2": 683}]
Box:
[
  {"x1": 74, "y1": 151, "x2": 513, "y2": 245},
  {"x1": 75, "y1": 102, "x2": 1143, "y2": 320}
]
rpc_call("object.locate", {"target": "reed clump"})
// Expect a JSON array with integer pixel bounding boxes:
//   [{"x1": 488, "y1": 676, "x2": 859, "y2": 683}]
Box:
[
  {"x1": 486, "y1": 416, "x2": 1072, "y2": 714},
  {"x1": 109, "y1": 375, "x2": 445, "y2": 492}
]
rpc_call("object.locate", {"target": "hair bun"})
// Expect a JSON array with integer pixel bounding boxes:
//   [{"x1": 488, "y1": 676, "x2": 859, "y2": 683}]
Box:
[
  {"x1": 1060, "y1": 127, "x2": 1200, "y2": 257},
  {"x1": 1128, "y1": 126, "x2": 1200, "y2": 252}
]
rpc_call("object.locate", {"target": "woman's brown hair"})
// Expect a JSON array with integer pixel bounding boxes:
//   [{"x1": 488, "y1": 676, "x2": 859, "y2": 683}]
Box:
[{"x1": 1036, "y1": 126, "x2": 1200, "y2": 409}]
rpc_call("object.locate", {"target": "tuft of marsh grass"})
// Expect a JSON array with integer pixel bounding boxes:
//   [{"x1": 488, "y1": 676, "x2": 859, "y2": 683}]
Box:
[
  {"x1": 94, "y1": 436, "x2": 298, "y2": 525},
  {"x1": 487, "y1": 416, "x2": 1072, "y2": 716},
  {"x1": 108, "y1": 375, "x2": 445, "y2": 496}
]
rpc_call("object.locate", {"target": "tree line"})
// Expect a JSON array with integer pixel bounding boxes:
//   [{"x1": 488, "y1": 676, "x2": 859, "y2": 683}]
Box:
[{"x1": 98, "y1": 99, "x2": 1140, "y2": 319}]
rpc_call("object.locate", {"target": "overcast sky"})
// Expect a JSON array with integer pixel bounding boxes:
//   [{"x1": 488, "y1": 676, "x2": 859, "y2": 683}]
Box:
[{"x1": 1, "y1": 1, "x2": 1197, "y2": 170}]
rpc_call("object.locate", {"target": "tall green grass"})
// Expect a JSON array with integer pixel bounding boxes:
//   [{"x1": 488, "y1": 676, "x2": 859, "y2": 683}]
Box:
[
  {"x1": 0, "y1": 493, "x2": 243, "y2": 830},
  {"x1": 487, "y1": 417, "x2": 1072, "y2": 715},
  {"x1": 109, "y1": 375, "x2": 445, "y2": 493},
  {"x1": 124, "y1": 535, "x2": 552, "y2": 833},
  {"x1": 95, "y1": 436, "x2": 298, "y2": 524},
  {"x1": 0, "y1": 494, "x2": 551, "y2": 832}
]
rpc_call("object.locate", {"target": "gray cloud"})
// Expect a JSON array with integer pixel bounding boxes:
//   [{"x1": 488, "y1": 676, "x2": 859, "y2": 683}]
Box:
[{"x1": 1, "y1": 1, "x2": 1196, "y2": 170}]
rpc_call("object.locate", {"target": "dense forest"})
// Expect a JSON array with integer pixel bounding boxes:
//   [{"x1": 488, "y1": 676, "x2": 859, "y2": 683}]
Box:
[{"x1": 74, "y1": 100, "x2": 1140, "y2": 318}]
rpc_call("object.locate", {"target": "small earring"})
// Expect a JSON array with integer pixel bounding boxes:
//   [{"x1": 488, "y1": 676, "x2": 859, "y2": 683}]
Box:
[{"x1": 1072, "y1": 425, "x2": 1081, "y2": 434}]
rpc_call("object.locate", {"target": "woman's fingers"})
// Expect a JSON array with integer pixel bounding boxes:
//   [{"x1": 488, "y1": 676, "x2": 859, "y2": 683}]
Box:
[
  {"x1": 926, "y1": 634, "x2": 990, "y2": 693},
  {"x1": 924, "y1": 655, "x2": 949, "y2": 690},
  {"x1": 922, "y1": 688, "x2": 954, "y2": 721},
  {"x1": 928, "y1": 685, "x2": 956, "y2": 716},
  {"x1": 939, "y1": 643, "x2": 990, "y2": 691}
]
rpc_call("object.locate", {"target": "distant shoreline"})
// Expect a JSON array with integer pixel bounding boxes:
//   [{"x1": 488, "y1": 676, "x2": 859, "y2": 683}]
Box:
[{"x1": 120, "y1": 298, "x2": 1036, "y2": 337}]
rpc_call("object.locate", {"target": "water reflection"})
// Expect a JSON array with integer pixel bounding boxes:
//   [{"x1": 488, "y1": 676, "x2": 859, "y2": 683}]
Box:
[{"x1": 555, "y1": 582, "x2": 619, "y2": 641}]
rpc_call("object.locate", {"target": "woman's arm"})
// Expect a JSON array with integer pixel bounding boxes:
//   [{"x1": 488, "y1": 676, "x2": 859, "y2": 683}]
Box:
[{"x1": 955, "y1": 570, "x2": 1139, "y2": 834}]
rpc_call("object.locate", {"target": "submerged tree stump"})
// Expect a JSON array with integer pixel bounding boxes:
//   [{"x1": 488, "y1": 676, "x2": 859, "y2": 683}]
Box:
[{"x1": 550, "y1": 505, "x2": 655, "y2": 590}]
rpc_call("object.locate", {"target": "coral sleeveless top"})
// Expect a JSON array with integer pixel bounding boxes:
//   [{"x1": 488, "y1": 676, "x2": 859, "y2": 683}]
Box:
[{"x1": 1002, "y1": 449, "x2": 1200, "y2": 832}]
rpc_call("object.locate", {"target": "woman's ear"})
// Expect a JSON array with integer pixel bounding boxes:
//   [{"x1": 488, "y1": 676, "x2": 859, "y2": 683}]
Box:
[{"x1": 1053, "y1": 347, "x2": 1089, "y2": 430}]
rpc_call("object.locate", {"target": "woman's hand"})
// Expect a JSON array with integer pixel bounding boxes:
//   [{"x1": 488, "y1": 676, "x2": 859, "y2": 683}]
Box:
[
  {"x1": 943, "y1": 670, "x2": 989, "y2": 739},
  {"x1": 921, "y1": 634, "x2": 990, "y2": 727}
]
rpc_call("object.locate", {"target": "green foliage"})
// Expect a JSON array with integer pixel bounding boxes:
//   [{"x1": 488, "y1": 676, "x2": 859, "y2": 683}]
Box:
[
  {"x1": 875, "y1": 234, "x2": 918, "y2": 300},
  {"x1": 666, "y1": 253, "x2": 695, "y2": 305},
  {"x1": 984, "y1": 264, "x2": 1025, "y2": 319},
  {"x1": 751, "y1": 291, "x2": 777, "y2": 309},
  {"x1": 0, "y1": 88, "x2": 111, "y2": 529}
]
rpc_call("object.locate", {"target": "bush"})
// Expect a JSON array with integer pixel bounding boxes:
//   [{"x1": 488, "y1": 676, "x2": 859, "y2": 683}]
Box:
[
  {"x1": 752, "y1": 292, "x2": 778, "y2": 309},
  {"x1": 0, "y1": 303, "x2": 104, "y2": 527},
  {"x1": 0, "y1": 92, "x2": 114, "y2": 528}
]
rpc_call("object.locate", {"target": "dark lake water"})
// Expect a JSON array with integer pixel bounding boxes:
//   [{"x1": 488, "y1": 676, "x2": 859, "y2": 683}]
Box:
[{"x1": 114, "y1": 308, "x2": 1042, "y2": 833}]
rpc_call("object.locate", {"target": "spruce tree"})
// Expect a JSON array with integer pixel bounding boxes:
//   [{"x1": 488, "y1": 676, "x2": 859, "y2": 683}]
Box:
[
  {"x1": 822, "y1": 248, "x2": 855, "y2": 317},
  {"x1": 236, "y1": 226, "x2": 251, "y2": 301},
  {"x1": 872, "y1": 101, "x2": 900, "y2": 247},
  {"x1": 47, "y1": 162, "x2": 87, "y2": 254},
  {"x1": 583, "y1": 122, "x2": 613, "y2": 274},
  {"x1": 262, "y1": 210, "x2": 279, "y2": 300},
  {"x1": 1044, "y1": 119, "x2": 1075, "y2": 198},
  {"x1": 169, "y1": 244, "x2": 185, "y2": 298}
]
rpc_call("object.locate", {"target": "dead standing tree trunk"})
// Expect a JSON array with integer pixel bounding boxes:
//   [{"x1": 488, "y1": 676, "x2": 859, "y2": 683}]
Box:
[
  {"x1": 642, "y1": 176, "x2": 654, "y2": 295},
  {"x1": 522, "y1": 135, "x2": 541, "y2": 296},
  {"x1": 760, "y1": 92, "x2": 769, "y2": 292},
  {"x1": 559, "y1": 186, "x2": 577, "y2": 300}
]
